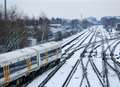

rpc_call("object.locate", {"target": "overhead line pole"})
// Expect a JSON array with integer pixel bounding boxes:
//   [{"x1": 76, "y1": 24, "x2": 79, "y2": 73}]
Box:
[{"x1": 4, "y1": 0, "x2": 7, "y2": 20}]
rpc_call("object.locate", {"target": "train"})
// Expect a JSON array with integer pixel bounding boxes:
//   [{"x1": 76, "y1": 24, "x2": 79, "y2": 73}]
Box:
[{"x1": 0, "y1": 41, "x2": 62, "y2": 86}]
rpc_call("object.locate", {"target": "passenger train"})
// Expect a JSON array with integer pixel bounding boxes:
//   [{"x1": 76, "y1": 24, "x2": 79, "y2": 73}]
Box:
[{"x1": 0, "y1": 41, "x2": 61, "y2": 86}]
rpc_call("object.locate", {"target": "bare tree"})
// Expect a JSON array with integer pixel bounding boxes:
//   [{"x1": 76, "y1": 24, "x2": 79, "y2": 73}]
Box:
[
  {"x1": 39, "y1": 12, "x2": 50, "y2": 42},
  {"x1": 0, "y1": 5, "x2": 27, "y2": 52}
]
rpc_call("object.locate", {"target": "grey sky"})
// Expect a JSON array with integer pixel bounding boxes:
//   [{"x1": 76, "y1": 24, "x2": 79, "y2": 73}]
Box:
[{"x1": 1, "y1": 0, "x2": 120, "y2": 19}]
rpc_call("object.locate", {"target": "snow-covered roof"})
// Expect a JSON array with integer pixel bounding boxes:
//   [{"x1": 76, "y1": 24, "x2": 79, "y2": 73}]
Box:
[
  {"x1": 102, "y1": 16, "x2": 120, "y2": 20},
  {"x1": 31, "y1": 41, "x2": 60, "y2": 52},
  {"x1": 0, "y1": 48, "x2": 36, "y2": 65},
  {"x1": 50, "y1": 27, "x2": 65, "y2": 33},
  {"x1": 0, "y1": 41, "x2": 60, "y2": 65},
  {"x1": 50, "y1": 24, "x2": 62, "y2": 27}
]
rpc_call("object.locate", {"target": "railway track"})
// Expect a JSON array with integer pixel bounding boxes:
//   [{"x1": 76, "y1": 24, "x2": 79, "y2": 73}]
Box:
[
  {"x1": 79, "y1": 29, "x2": 97, "y2": 87},
  {"x1": 37, "y1": 29, "x2": 95, "y2": 87},
  {"x1": 61, "y1": 31, "x2": 87, "y2": 48},
  {"x1": 86, "y1": 29, "x2": 120, "y2": 87},
  {"x1": 62, "y1": 31, "x2": 93, "y2": 61},
  {"x1": 65, "y1": 27, "x2": 120, "y2": 87},
  {"x1": 62, "y1": 59, "x2": 80, "y2": 87},
  {"x1": 62, "y1": 31, "x2": 92, "y2": 57},
  {"x1": 27, "y1": 26, "x2": 120, "y2": 87},
  {"x1": 20, "y1": 30, "x2": 90, "y2": 87},
  {"x1": 78, "y1": 28, "x2": 117, "y2": 87},
  {"x1": 38, "y1": 61, "x2": 65, "y2": 87},
  {"x1": 103, "y1": 30, "x2": 120, "y2": 84}
]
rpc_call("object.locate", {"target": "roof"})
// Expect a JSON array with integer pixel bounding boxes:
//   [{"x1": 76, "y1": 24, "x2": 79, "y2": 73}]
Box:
[
  {"x1": 31, "y1": 41, "x2": 60, "y2": 52},
  {"x1": 0, "y1": 48, "x2": 36, "y2": 65},
  {"x1": 0, "y1": 41, "x2": 60, "y2": 65},
  {"x1": 50, "y1": 27, "x2": 65, "y2": 33},
  {"x1": 50, "y1": 24, "x2": 62, "y2": 27}
]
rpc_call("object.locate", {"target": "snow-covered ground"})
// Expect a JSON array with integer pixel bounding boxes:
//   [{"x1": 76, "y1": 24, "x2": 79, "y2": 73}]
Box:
[
  {"x1": 44, "y1": 50, "x2": 82, "y2": 87},
  {"x1": 27, "y1": 67, "x2": 56, "y2": 87},
  {"x1": 27, "y1": 25, "x2": 120, "y2": 87},
  {"x1": 61, "y1": 29, "x2": 87, "y2": 47}
]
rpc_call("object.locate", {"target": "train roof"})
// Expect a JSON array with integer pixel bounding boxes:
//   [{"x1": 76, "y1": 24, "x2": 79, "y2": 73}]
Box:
[
  {"x1": 0, "y1": 41, "x2": 60, "y2": 65},
  {"x1": 31, "y1": 41, "x2": 60, "y2": 52},
  {"x1": 0, "y1": 47, "x2": 36, "y2": 65}
]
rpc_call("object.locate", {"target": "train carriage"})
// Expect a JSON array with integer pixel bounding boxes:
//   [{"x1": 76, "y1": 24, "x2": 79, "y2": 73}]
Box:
[
  {"x1": 0, "y1": 41, "x2": 61, "y2": 86},
  {"x1": 31, "y1": 42, "x2": 61, "y2": 67},
  {"x1": 0, "y1": 47, "x2": 39, "y2": 86}
]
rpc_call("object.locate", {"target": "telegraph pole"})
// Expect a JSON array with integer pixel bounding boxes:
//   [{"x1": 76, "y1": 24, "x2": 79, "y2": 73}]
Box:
[{"x1": 4, "y1": 0, "x2": 7, "y2": 20}]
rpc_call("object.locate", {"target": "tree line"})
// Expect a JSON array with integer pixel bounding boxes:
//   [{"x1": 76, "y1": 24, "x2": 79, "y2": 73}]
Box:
[
  {"x1": 0, "y1": 6, "x2": 50, "y2": 53},
  {"x1": 0, "y1": 5, "x2": 98, "y2": 53}
]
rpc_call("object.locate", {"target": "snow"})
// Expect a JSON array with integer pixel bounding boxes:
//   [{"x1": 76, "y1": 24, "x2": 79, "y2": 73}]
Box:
[
  {"x1": 0, "y1": 47, "x2": 36, "y2": 65},
  {"x1": 114, "y1": 43, "x2": 120, "y2": 62},
  {"x1": 45, "y1": 50, "x2": 82, "y2": 87},
  {"x1": 27, "y1": 67, "x2": 56, "y2": 87},
  {"x1": 27, "y1": 25, "x2": 120, "y2": 87},
  {"x1": 50, "y1": 27, "x2": 65, "y2": 34},
  {"x1": 0, "y1": 41, "x2": 59, "y2": 65},
  {"x1": 87, "y1": 61, "x2": 102, "y2": 87},
  {"x1": 62, "y1": 31, "x2": 90, "y2": 54},
  {"x1": 44, "y1": 27, "x2": 96, "y2": 87},
  {"x1": 61, "y1": 29, "x2": 87, "y2": 47}
]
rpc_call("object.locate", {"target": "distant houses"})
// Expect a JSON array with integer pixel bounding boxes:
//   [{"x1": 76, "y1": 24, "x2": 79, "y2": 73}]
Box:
[{"x1": 49, "y1": 23, "x2": 79, "y2": 41}]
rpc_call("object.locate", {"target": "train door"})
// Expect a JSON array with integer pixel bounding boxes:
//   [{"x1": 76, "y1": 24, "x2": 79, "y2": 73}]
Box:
[
  {"x1": 26, "y1": 58, "x2": 32, "y2": 73},
  {"x1": 45, "y1": 49, "x2": 48, "y2": 65},
  {"x1": 3, "y1": 64, "x2": 10, "y2": 85}
]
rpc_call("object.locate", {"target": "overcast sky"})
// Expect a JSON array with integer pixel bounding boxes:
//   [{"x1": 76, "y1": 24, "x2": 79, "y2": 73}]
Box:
[{"x1": 1, "y1": 0, "x2": 120, "y2": 19}]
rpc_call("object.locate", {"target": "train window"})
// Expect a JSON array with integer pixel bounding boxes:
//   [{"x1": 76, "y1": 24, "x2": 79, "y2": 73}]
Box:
[
  {"x1": 40, "y1": 53, "x2": 46, "y2": 57},
  {"x1": 48, "y1": 49, "x2": 57, "y2": 57},
  {"x1": 40, "y1": 48, "x2": 61, "y2": 61},
  {"x1": 0, "y1": 67, "x2": 3, "y2": 78},
  {"x1": 31, "y1": 56, "x2": 37, "y2": 64},
  {"x1": 48, "y1": 48, "x2": 61, "y2": 57},
  {"x1": 9, "y1": 60, "x2": 27, "y2": 74},
  {"x1": 17, "y1": 60, "x2": 27, "y2": 70},
  {"x1": 9, "y1": 56, "x2": 37, "y2": 74},
  {"x1": 40, "y1": 53, "x2": 46, "y2": 61}
]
